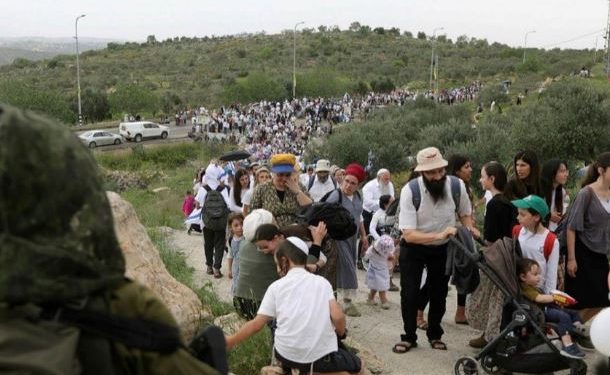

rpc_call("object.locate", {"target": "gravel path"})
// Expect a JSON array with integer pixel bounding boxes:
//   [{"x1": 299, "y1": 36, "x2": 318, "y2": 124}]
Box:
[{"x1": 166, "y1": 228, "x2": 605, "y2": 374}]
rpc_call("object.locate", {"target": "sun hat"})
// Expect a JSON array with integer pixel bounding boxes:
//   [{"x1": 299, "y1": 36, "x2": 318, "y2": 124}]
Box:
[
  {"x1": 243, "y1": 209, "x2": 274, "y2": 241},
  {"x1": 286, "y1": 236, "x2": 309, "y2": 255},
  {"x1": 413, "y1": 147, "x2": 449, "y2": 172},
  {"x1": 344, "y1": 163, "x2": 366, "y2": 183},
  {"x1": 374, "y1": 235, "x2": 395, "y2": 255},
  {"x1": 511, "y1": 195, "x2": 550, "y2": 219},
  {"x1": 315, "y1": 159, "x2": 331, "y2": 173},
  {"x1": 270, "y1": 153, "x2": 296, "y2": 174}
]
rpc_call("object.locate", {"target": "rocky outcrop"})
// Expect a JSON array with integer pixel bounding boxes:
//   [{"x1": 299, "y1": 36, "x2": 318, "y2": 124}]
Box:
[{"x1": 107, "y1": 191, "x2": 209, "y2": 341}]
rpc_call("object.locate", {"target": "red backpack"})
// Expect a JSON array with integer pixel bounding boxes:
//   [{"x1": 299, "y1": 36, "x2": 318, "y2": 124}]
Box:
[{"x1": 512, "y1": 224, "x2": 556, "y2": 261}]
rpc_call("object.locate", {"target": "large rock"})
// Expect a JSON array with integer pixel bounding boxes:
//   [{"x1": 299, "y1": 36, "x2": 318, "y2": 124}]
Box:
[{"x1": 107, "y1": 191, "x2": 209, "y2": 341}]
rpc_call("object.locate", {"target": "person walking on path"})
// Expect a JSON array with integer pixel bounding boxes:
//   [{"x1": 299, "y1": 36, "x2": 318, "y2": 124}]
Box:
[{"x1": 393, "y1": 147, "x2": 473, "y2": 353}]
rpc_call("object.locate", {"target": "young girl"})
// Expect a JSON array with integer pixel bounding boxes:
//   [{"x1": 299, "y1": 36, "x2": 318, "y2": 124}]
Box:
[
  {"x1": 541, "y1": 159, "x2": 570, "y2": 232},
  {"x1": 511, "y1": 195, "x2": 560, "y2": 294},
  {"x1": 364, "y1": 235, "x2": 395, "y2": 310},
  {"x1": 517, "y1": 258, "x2": 586, "y2": 359},
  {"x1": 228, "y1": 169, "x2": 250, "y2": 214},
  {"x1": 226, "y1": 237, "x2": 363, "y2": 375},
  {"x1": 227, "y1": 213, "x2": 244, "y2": 295}
]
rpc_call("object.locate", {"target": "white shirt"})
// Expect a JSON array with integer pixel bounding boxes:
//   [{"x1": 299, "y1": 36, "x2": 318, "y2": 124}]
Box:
[
  {"x1": 258, "y1": 268, "x2": 337, "y2": 363},
  {"x1": 362, "y1": 178, "x2": 395, "y2": 213},
  {"x1": 517, "y1": 227, "x2": 559, "y2": 293},
  {"x1": 369, "y1": 209, "x2": 390, "y2": 241},
  {"x1": 308, "y1": 175, "x2": 336, "y2": 202},
  {"x1": 549, "y1": 188, "x2": 569, "y2": 232},
  {"x1": 398, "y1": 176, "x2": 472, "y2": 245},
  {"x1": 228, "y1": 187, "x2": 250, "y2": 214}
]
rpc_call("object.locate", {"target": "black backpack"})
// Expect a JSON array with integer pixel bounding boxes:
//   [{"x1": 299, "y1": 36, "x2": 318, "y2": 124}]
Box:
[
  {"x1": 202, "y1": 185, "x2": 230, "y2": 231},
  {"x1": 298, "y1": 202, "x2": 357, "y2": 241}
]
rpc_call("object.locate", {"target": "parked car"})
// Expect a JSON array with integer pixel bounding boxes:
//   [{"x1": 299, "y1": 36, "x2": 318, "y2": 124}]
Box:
[
  {"x1": 79, "y1": 130, "x2": 123, "y2": 148},
  {"x1": 119, "y1": 121, "x2": 170, "y2": 142}
]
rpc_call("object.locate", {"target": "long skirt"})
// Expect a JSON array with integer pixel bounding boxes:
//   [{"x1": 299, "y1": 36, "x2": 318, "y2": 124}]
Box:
[
  {"x1": 466, "y1": 272, "x2": 504, "y2": 341},
  {"x1": 565, "y1": 236, "x2": 610, "y2": 309},
  {"x1": 336, "y1": 235, "x2": 358, "y2": 290}
]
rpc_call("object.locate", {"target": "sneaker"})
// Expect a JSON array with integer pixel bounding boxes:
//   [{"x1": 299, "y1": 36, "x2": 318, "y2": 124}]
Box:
[
  {"x1": 344, "y1": 303, "x2": 361, "y2": 317},
  {"x1": 206, "y1": 266, "x2": 214, "y2": 275},
  {"x1": 366, "y1": 299, "x2": 377, "y2": 306},
  {"x1": 574, "y1": 335, "x2": 595, "y2": 350},
  {"x1": 468, "y1": 335, "x2": 488, "y2": 349},
  {"x1": 381, "y1": 301, "x2": 390, "y2": 310},
  {"x1": 560, "y1": 344, "x2": 585, "y2": 359}
]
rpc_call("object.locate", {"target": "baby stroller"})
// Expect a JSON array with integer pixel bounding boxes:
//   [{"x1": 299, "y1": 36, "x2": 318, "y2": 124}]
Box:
[{"x1": 451, "y1": 236, "x2": 587, "y2": 375}]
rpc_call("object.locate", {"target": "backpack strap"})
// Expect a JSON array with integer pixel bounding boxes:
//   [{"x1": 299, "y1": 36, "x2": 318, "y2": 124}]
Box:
[
  {"x1": 203, "y1": 185, "x2": 212, "y2": 192},
  {"x1": 543, "y1": 231, "x2": 557, "y2": 261},
  {"x1": 408, "y1": 176, "x2": 461, "y2": 212},
  {"x1": 408, "y1": 179, "x2": 421, "y2": 211},
  {"x1": 307, "y1": 175, "x2": 315, "y2": 191},
  {"x1": 512, "y1": 224, "x2": 522, "y2": 239},
  {"x1": 449, "y1": 176, "x2": 461, "y2": 214}
]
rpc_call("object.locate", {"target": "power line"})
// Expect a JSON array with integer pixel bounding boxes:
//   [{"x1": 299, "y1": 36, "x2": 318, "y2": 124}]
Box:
[{"x1": 540, "y1": 29, "x2": 606, "y2": 49}]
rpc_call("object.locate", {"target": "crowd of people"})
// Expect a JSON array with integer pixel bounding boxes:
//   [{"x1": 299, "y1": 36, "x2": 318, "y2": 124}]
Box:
[
  {"x1": 181, "y1": 82, "x2": 483, "y2": 159},
  {"x1": 183, "y1": 143, "x2": 610, "y2": 373}
]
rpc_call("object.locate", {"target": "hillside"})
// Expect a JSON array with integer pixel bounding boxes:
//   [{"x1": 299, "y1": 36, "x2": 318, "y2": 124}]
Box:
[{"x1": 0, "y1": 26, "x2": 599, "y2": 124}]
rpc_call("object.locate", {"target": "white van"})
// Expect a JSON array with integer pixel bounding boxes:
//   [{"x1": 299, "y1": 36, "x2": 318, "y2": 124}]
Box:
[{"x1": 119, "y1": 121, "x2": 170, "y2": 142}]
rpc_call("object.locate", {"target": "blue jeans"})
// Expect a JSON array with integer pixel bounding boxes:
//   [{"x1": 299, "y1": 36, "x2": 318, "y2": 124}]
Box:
[{"x1": 544, "y1": 306, "x2": 581, "y2": 336}]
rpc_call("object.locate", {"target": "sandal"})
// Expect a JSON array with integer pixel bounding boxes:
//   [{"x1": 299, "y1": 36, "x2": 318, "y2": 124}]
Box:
[
  {"x1": 416, "y1": 319, "x2": 428, "y2": 331},
  {"x1": 429, "y1": 339, "x2": 447, "y2": 350},
  {"x1": 392, "y1": 341, "x2": 417, "y2": 354}
]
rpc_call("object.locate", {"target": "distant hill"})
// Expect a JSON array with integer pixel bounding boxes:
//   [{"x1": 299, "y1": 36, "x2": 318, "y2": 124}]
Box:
[
  {"x1": 0, "y1": 27, "x2": 599, "y2": 124},
  {"x1": 0, "y1": 37, "x2": 124, "y2": 65}
]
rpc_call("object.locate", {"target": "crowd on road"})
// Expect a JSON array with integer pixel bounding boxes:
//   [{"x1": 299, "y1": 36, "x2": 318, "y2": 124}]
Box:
[
  {"x1": 183, "y1": 141, "x2": 610, "y2": 374},
  {"x1": 179, "y1": 81, "x2": 483, "y2": 158}
]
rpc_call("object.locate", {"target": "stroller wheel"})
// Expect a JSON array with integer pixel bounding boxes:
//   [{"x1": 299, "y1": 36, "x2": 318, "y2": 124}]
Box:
[
  {"x1": 454, "y1": 356, "x2": 478, "y2": 375},
  {"x1": 569, "y1": 360, "x2": 587, "y2": 375},
  {"x1": 480, "y1": 355, "x2": 501, "y2": 374}
]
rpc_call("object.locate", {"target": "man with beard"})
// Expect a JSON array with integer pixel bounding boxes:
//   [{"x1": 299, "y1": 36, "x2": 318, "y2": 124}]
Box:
[
  {"x1": 361, "y1": 169, "x2": 395, "y2": 268},
  {"x1": 392, "y1": 147, "x2": 473, "y2": 354},
  {"x1": 307, "y1": 159, "x2": 337, "y2": 202}
]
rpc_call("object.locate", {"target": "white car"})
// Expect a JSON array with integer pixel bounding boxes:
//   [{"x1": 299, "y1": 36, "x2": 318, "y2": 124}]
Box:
[
  {"x1": 79, "y1": 130, "x2": 123, "y2": 148},
  {"x1": 119, "y1": 121, "x2": 170, "y2": 142}
]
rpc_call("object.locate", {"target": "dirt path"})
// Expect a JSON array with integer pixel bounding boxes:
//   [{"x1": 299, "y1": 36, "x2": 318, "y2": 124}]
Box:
[{"x1": 166, "y1": 228, "x2": 605, "y2": 374}]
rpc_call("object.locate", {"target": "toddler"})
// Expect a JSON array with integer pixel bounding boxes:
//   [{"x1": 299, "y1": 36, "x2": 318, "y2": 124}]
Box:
[
  {"x1": 364, "y1": 235, "x2": 395, "y2": 310},
  {"x1": 517, "y1": 258, "x2": 586, "y2": 359}
]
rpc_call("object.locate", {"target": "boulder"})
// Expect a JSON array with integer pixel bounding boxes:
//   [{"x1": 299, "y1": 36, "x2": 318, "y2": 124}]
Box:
[{"x1": 107, "y1": 191, "x2": 209, "y2": 341}]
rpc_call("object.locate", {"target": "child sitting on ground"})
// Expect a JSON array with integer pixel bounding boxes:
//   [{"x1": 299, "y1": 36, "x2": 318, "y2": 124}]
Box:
[
  {"x1": 226, "y1": 237, "x2": 363, "y2": 375},
  {"x1": 364, "y1": 235, "x2": 395, "y2": 310},
  {"x1": 517, "y1": 257, "x2": 586, "y2": 359},
  {"x1": 227, "y1": 213, "x2": 244, "y2": 295}
]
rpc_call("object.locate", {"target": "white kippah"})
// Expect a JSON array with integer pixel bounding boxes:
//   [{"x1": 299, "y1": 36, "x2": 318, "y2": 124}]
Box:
[{"x1": 286, "y1": 236, "x2": 309, "y2": 255}]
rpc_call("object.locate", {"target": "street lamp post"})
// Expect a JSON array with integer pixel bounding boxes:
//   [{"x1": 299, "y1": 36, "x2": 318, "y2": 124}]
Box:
[
  {"x1": 293, "y1": 21, "x2": 305, "y2": 99},
  {"x1": 429, "y1": 27, "x2": 444, "y2": 93},
  {"x1": 75, "y1": 14, "x2": 86, "y2": 126},
  {"x1": 522, "y1": 30, "x2": 536, "y2": 64}
]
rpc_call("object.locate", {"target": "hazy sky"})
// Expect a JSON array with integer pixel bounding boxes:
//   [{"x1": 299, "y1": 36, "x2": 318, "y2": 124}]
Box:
[{"x1": 1, "y1": 0, "x2": 607, "y2": 49}]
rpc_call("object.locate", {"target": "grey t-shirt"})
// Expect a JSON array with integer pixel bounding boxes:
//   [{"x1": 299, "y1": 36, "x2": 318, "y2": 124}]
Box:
[{"x1": 567, "y1": 186, "x2": 610, "y2": 255}]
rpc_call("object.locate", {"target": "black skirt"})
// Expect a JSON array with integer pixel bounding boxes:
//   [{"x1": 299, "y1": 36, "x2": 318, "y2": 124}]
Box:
[{"x1": 564, "y1": 235, "x2": 610, "y2": 309}]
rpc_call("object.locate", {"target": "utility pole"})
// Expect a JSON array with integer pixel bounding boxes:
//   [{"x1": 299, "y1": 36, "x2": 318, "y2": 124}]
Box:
[
  {"x1": 605, "y1": 0, "x2": 610, "y2": 80},
  {"x1": 75, "y1": 14, "x2": 86, "y2": 126},
  {"x1": 429, "y1": 27, "x2": 443, "y2": 93},
  {"x1": 292, "y1": 21, "x2": 304, "y2": 99},
  {"x1": 523, "y1": 30, "x2": 536, "y2": 64}
]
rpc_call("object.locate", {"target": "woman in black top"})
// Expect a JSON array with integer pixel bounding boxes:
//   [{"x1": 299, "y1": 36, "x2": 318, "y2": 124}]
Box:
[
  {"x1": 480, "y1": 161, "x2": 516, "y2": 243},
  {"x1": 466, "y1": 161, "x2": 516, "y2": 349},
  {"x1": 504, "y1": 150, "x2": 542, "y2": 201}
]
